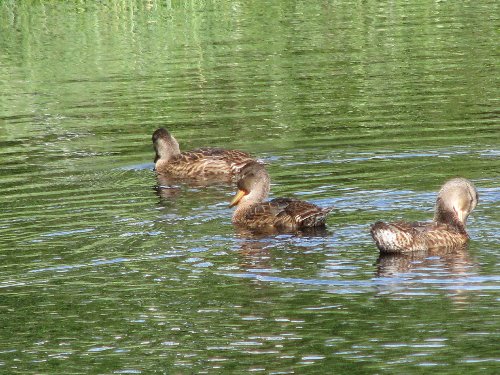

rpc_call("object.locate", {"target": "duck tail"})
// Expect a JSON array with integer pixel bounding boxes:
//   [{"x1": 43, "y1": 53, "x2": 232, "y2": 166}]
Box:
[
  {"x1": 370, "y1": 221, "x2": 415, "y2": 253},
  {"x1": 300, "y1": 206, "x2": 333, "y2": 227}
]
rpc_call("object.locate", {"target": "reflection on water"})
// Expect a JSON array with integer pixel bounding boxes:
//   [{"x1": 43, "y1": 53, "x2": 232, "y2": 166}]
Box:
[
  {"x1": 375, "y1": 247, "x2": 479, "y2": 302},
  {"x1": 235, "y1": 228, "x2": 332, "y2": 272},
  {"x1": 0, "y1": 0, "x2": 499, "y2": 373},
  {"x1": 236, "y1": 238, "x2": 274, "y2": 272},
  {"x1": 376, "y1": 247, "x2": 474, "y2": 278},
  {"x1": 374, "y1": 248, "x2": 500, "y2": 312},
  {"x1": 233, "y1": 221, "x2": 332, "y2": 238}
]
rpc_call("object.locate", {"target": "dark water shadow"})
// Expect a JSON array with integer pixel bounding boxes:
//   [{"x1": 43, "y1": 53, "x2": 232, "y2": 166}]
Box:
[
  {"x1": 375, "y1": 246, "x2": 480, "y2": 302},
  {"x1": 234, "y1": 226, "x2": 332, "y2": 271},
  {"x1": 234, "y1": 225, "x2": 331, "y2": 239},
  {"x1": 153, "y1": 172, "x2": 235, "y2": 202},
  {"x1": 375, "y1": 246, "x2": 474, "y2": 278}
]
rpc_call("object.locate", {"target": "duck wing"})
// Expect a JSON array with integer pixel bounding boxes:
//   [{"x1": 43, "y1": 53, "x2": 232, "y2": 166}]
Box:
[
  {"x1": 174, "y1": 148, "x2": 251, "y2": 162},
  {"x1": 371, "y1": 221, "x2": 467, "y2": 253},
  {"x1": 243, "y1": 198, "x2": 332, "y2": 230},
  {"x1": 273, "y1": 198, "x2": 333, "y2": 228},
  {"x1": 196, "y1": 148, "x2": 259, "y2": 175},
  {"x1": 167, "y1": 148, "x2": 255, "y2": 178}
]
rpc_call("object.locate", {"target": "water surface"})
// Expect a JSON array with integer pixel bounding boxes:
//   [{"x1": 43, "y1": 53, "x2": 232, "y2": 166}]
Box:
[{"x1": 0, "y1": 1, "x2": 498, "y2": 373}]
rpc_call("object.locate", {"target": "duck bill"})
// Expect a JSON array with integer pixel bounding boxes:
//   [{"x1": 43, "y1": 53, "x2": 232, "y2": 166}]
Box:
[
  {"x1": 230, "y1": 189, "x2": 247, "y2": 207},
  {"x1": 456, "y1": 209, "x2": 466, "y2": 224}
]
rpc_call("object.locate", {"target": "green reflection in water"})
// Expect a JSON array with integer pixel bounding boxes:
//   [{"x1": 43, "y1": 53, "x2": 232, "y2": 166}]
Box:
[{"x1": 0, "y1": 0, "x2": 498, "y2": 373}]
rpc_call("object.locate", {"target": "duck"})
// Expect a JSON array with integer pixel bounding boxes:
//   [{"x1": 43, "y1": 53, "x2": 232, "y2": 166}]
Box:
[
  {"x1": 371, "y1": 178, "x2": 478, "y2": 253},
  {"x1": 229, "y1": 162, "x2": 333, "y2": 232},
  {"x1": 152, "y1": 128, "x2": 257, "y2": 180}
]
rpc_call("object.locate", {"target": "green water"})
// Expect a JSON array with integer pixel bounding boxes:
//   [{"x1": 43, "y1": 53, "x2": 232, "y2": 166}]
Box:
[{"x1": 0, "y1": 1, "x2": 498, "y2": 373}]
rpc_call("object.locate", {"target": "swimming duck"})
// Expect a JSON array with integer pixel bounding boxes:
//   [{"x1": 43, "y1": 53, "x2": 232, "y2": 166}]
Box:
[
  {"x1": 152, "y1": 128, "x2": 257, "y2": 180},
  {"x1": 229, "y1": 162, "x2": 333, "y2": 232},
  {"x1": 371, "y1": 178, "x2": 478, "y2": 253}
]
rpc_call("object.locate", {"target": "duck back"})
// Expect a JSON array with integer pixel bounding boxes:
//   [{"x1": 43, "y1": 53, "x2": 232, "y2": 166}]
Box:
[
  {"x1": 371, "y1": 221, "x2": 468, "y2": 253},
  {"x1": 157, "y1": 148, "x2": 255, "y2": 179},
  {"x1": 236, "y1": 198, "x2": 332, "y2": 231}
]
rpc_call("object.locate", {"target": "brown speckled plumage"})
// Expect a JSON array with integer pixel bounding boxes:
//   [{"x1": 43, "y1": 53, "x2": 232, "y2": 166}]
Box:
[
  {"x1": 230, "y1": 162, "x2": 333, "y2": 232},
  {"x1": 371, "y1": 178, "x2": 478, "y2": 253},
  {"x1": 152, "y1": 128, "x2": 257, "y2": 180}
]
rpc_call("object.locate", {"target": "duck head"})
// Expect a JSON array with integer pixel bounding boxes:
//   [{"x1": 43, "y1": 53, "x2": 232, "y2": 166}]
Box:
[
  {"x1": 230, "y1": 162, "x2": 271, "y2": 207},
  {"x1": 434, "y1": 178, "x2": 478, "y2": 226},
  {"x1": 152, "y1": 128, "x2": 181, "y2": 163}
]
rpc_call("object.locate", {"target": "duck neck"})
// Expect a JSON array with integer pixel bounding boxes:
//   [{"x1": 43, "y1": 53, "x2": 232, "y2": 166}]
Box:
[
  {"x1": 434, "y1": 205, "x2": 467, "y2": 234},
  {"x1": 154, "y1": 136, "x2": 181, "y2": 164},
  {"x1": 232, "y1": 179, "x2": 270, "y2": 223}
]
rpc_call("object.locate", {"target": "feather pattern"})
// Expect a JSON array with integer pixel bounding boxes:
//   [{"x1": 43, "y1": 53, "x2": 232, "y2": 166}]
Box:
[
  {"x1": 236, "y1": 198, "x2": 333, "y2": 231},
  {"x1": 152, "y1": 128, "x2": 257, "y2": 180},
  {"x1": 370, "y1": 178, "x2": 478, "y2": 253},
  {"x1": 231, "y1": 162, "x2": 333, "y2": 231},
  {"x1": 371, "y1": 221, "x2": 468, "y2": 253}
]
